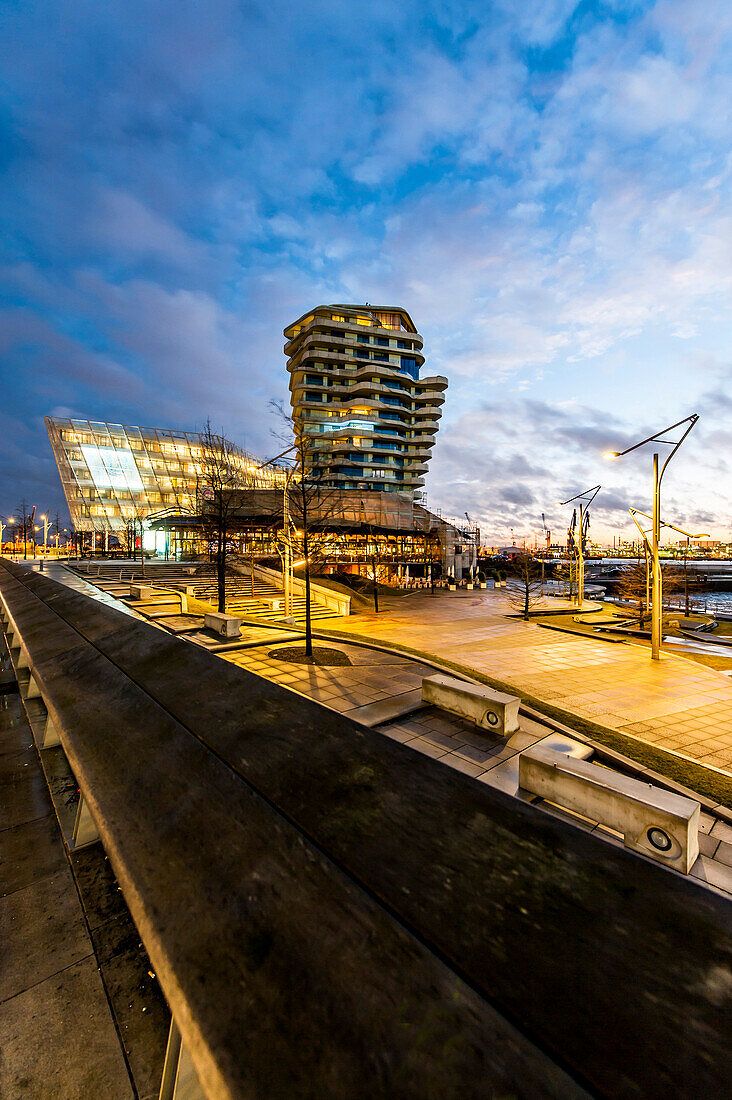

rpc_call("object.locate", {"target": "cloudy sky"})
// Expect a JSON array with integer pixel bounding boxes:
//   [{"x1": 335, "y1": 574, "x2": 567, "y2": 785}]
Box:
[{"x1": 2, "y1": 0, "x2": 731, "y2": 544}]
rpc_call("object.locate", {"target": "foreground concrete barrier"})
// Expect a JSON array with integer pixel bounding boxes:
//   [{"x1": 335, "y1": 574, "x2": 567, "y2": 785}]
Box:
[
  {"x1": 422, "y1": 674, "x2": 520, "y2": 734},
  {"x1": 204, "y1": 611, "x2": 242, "y2": 638},
  {"x1": 519, "y1": 745, "x2": 700, "y2": 873},
  {"x1": 130, "y1": 583, "x2": 156, "y2": 599},
  {"x1": 3, "y1": 560, "x2": 731, "y2": 1099}
]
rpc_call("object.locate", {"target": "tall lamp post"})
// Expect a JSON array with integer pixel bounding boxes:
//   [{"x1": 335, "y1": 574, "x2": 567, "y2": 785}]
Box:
[
  {"x1": 604, "y1": 413, "x2": 699, "y2": 660},
  {"x1": 40, "y1": 514, "x2": 51, "y2": 554},
  {"x1": 556, "y1": 485, "x2": 601, "y2": 609},
  {"x1": 257, "y1": 442, "x2": 303, "y2": 622}
]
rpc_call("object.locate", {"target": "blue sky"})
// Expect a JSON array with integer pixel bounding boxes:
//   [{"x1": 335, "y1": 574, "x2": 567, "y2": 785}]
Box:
[{"x1": 2, "y1": 0, "x2": 731, "y2": 543}]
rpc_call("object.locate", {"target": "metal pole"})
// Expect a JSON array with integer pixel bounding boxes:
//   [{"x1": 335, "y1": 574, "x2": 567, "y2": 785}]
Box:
[
  {"x1": 283, "y1": 474, "x2": 291, "y2": 618},
  {"x1": 577, "y1": 503, "x2": 584, "y2": 609},
  {"x1": 651, "y1": 452, "x2": 662, "y2": 660}
]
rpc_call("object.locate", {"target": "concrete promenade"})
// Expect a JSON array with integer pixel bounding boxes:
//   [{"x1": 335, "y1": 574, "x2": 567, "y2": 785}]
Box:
[{"x1": 324, "y1": 589, "x2": 732, "y2": 773}]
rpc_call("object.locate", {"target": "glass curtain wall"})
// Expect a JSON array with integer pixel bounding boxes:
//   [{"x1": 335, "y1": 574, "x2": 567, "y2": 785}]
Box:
[{"x1": 46, "y1": 417, "x2": 284, "y2": 551}]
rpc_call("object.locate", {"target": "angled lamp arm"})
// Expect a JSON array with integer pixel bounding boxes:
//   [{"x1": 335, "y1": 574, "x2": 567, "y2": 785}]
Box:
[
  {"x1": 659, "y1": 414, "x2": 699, "y2": 486},
  {"x1": 629, "y1": 508, "x2": 708, "y2": 540},
  {"x1": 605, "y1": 414, "x2": 698, "y2": 487},
  {"x1": 558, "y1": 484, "x2": 601, "y2": 507},
  {"x1": 628, "y1": 509, "x2": 652, "y2": 552}
]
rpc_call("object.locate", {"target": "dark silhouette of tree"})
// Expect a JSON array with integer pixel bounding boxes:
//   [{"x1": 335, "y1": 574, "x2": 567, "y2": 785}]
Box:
[
  {"x1": 14, "y1": 500, "x2": 34, "y2": 560},
  {"x1": 617, "y1": 559, "x2": 686, "y2": 627},
  {"x1": 197, "y1": 421, "x2": 245, "y2": 614},
  {"x1": 506, "y1": 551, "x2": 543, "y2": 620},
  {"x1": 271, "y1": 402, "x2": 350, "y2": 658},
  {"x1": 617, "y1": 559, "x2": 651, "y2": 627}
]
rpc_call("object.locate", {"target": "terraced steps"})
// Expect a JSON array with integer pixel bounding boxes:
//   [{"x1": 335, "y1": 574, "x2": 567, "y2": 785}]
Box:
[{"x1": 69, "y1": 562, "x2": 342, "y2": 623}]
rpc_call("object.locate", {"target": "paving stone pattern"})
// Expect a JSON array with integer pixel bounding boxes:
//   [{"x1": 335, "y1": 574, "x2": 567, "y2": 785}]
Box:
[{"x1": 327, "y1": 589, "x2": 732, "y2": 771}]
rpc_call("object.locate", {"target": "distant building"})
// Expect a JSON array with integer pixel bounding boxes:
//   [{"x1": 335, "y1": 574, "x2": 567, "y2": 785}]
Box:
[
  {"x1": 45, "y1": 416, "x2": 283, "y2": 553},
  {"x1": 45, "y1": 414, "x2": 478, "y2": 577},
  {"x1": 284, "y1": 304, "x2": 447, "y2": 495}
]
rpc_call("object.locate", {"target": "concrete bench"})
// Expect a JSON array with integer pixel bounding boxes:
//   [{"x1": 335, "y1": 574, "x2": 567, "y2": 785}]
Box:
[
  {"x1": 261, "y1": 597, "x2": 283, "y2": 611},
  {"x1": 519, "y1": 745, "x2": 700, "y2": 873},
  {"x1": 422, "y1": 674, "x2": 520, "y2": 735},
  {"x1": 203, "y1": 611, "x2": 242, "y2": 638},
  {"x1": 129, "y1": 583, "x2": 156, "y2": 600}
]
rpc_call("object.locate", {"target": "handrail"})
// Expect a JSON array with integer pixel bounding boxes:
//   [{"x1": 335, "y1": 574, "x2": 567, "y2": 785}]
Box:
[{"x1": 1, "y1": 559, "x2": 730, "y2": 1099}]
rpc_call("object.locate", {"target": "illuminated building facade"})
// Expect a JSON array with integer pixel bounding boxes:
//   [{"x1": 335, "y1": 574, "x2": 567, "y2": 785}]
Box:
[
  {"x1": 284, "y1": 305, "x2": 447, "y2": 494},
  {"x1": 45, "y1": 417, "x2": 283, "y2": 551},
  {"x1": 46, "y1": 416, "x2": 477, "y2": 576}
]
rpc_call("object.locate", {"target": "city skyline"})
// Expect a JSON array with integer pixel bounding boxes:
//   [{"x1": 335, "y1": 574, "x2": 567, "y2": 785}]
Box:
[{"x1": 2, "y1": 0, "x2": 732, "y2": 542}]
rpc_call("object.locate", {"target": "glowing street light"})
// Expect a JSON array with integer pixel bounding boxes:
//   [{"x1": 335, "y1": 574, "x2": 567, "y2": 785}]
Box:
[
  {"x1": 604, "y1": 414, "x2": 698, "y2": 659},
  {"x1": 0, "y1": 516, "x2": 14, "y2": 556},
  {"x1": 39, "y1": 513, "x2": 51, "y2": 554},
  {"x1": 556, "y1": 485, "x2": 601, "y2": 608}
]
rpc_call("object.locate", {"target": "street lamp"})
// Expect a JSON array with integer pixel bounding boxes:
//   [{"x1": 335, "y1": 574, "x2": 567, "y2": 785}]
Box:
[
  {"x1": 39, "y1": 514, "x2": 51, "y2": 554},
  {"x1": 0, "y1": 516, "x2": 14, "y2": 556},
  {"x1": 259, "y1": 442, "x2": 302, "y2": 622},
  {"x1": 604, "y1": 413, "x2": 699, "y2": 659},
  {"x1": 556, "y1": 485, "x2": 601, "y2": 608}
]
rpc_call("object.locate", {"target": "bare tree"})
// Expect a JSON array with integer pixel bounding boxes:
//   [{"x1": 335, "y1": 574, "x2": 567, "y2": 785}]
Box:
[
  {"x1": 616, "y1": 559, "x2": 653, "y2": 626},
  {"x1": 362, "y1": 522, "x2": 386, "y2": 613},
  {"x1": 15, "y1": 500, "x2": 34, "y2": 561},
  {"x1": 197, "y1": 421, "x2": 245, "y2": 614},
  {"x1": 271, "y1": 402, "x2": 350, "y2": 657},
  {"x1": 506, "y1": 551, "x2": 544, "y2": 620}
]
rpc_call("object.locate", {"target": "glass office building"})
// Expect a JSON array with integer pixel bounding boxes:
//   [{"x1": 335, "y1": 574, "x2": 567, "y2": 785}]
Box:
[{"x1": 45, "y1": 417, "x2": 283, "y2": 552}]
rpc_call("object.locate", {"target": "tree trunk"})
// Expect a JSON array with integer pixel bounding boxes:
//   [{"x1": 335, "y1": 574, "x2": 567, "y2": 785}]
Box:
[
  {"x1": 372, "y1": 556, "x2": 379, "y2": 613},
  {"x1": 523, "y1": 580, "x2": 529, "y2": 620}
]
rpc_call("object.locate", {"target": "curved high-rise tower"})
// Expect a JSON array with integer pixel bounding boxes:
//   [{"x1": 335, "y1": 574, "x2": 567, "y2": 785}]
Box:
[{"x1": 284, "y1": 305, "x2": 447, "y2": 494}]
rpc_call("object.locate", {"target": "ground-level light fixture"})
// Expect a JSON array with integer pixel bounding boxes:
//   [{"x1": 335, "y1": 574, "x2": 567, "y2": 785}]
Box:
[{"x1": 603, "y1": 414, "x2": 699, "y2": 659}]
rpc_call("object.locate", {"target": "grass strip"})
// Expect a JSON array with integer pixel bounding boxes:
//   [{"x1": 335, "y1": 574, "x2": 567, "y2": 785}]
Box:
[{"x1": 317, "y1": 627, "x2": 732, "y2": 810}]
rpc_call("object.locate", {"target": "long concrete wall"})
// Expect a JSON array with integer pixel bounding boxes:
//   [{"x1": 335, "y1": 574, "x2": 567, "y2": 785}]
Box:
[{"x1": 1, "y1": 559, "x2": 731, "y2": 1098}]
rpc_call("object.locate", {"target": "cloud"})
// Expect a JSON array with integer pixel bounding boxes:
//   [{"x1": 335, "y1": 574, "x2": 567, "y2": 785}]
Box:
[{"x1": 1, "y1": 0, "x2": 731, "y2": 541}]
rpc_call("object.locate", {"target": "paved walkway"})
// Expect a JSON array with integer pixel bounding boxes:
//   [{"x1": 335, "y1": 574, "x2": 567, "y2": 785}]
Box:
[
  {"x1": 323, "y1": 589, "x2": 732, "y2": 773},
  {"x1": 219, "y1": 637, "x2": 732, "y2": 894}
]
